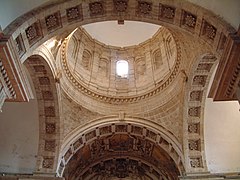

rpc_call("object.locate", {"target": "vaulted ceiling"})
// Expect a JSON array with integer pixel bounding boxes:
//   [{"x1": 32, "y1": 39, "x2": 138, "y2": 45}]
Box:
[{"x1": 0, "y1": 0, "x2": 239, "y2": 180}]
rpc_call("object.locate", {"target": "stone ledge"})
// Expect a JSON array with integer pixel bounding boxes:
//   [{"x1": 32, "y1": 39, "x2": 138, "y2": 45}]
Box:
[
  {"x1": 179, "y1": 172, "x2": 240, "y2": 180},
  {"x1": 0, "y1": 175, "x2": 64, "y2": 180}
]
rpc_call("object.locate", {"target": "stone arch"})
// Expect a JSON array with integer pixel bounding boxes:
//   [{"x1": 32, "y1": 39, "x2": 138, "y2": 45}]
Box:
[
  {"x1": 135, "y1": 56, "x2": 146, "y2": 77},
  {"x1": 163, "y1": 35, "x2": 173, "y2": 60},
  {"x1": 153, "y1": 49, "x2": 163, "y2": 70},
  {"x1": 3, "y1": 0, "x2": 235, "y2": 64},
  {"x1": 82, "y1": 49, "x2": 92, "y2": 70},
  {"x1": 183, "y1": 53, "x2": 218, "y2": 173},
  {"x1": 58, "y1": 116, "x2": 185, "y2": 178},
  {"x1": 98, "y1": 58, "x2": 109, "y2": 77},
  {"x1": 2, "y1": 0, "x2": 238, "y2": 177},
  {"x1": 24, "y1": 55, "x2": 61, "y2": 175}
]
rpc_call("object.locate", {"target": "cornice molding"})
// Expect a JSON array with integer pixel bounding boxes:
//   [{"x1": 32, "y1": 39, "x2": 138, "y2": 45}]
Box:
[
  {"x1": 0, "y1": 35, "x2": 33, "y2": 109},
  {"x1": 209, "y1": 28, "x2": 240, "y2": 101},
  {"x1": 60, "y1": 34, "x2": 182, "y2": 104}
]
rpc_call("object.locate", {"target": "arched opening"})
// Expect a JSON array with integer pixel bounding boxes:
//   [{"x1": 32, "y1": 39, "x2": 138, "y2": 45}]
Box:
[
  {"x1": 64, "y1": 134, "x2": 180, "y2": 179},
  {"x1": 116, "y1": 60, "x2": 129, "y2": 78},
  {"x1": 0, "y1": 0, "x2": 239, "y2": 179},
  {"x1": 24, "y1": 55, "x2": 61, "y2": 173},
  {"x1": 59, "y1": 119, "x2": 184, "y2": 179}
]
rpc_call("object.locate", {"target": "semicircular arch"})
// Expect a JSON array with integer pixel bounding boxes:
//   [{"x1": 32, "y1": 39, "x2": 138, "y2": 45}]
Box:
[
  {"x1": 3, "y1": 0, "x2": 238, "y2": 177},
  {"x1": 183, "y1": 52, "x2": 218, "y2": 173},
  {"x1": 24, "y1": 54, "x2": 61, "y2": 174},
  {"x1": 58, "y1": 116, "x2": 185, "y2": 177},
  {"x1": 4, "y1": 0, "x2": 235, "y2": 64}
]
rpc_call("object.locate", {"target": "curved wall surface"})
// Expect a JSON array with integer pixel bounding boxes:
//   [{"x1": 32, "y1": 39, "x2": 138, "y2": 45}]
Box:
[
  {"x1": 1, "y1": 0, "x2": 239, "y2": 31},
  {"x1": 0, "y1": 0, "x2": 239, "y2": 176}
]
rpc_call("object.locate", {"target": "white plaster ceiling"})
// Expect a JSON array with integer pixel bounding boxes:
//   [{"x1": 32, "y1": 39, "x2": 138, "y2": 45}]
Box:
[{"x1": 82, "y1": 21, "x2": 160, "y2": 47}]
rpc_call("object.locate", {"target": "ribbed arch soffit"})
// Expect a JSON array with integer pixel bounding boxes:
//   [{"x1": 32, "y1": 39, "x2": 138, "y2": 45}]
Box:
[
  {"x1": 24, "y1": 55, "x2": 61, "y2": 174},
  {"x1": 183, "y1": 52, "x2": 218, "y2": 173},
  {"x1": 58, "y1": 116, "x2": 185, "y2": 178}
]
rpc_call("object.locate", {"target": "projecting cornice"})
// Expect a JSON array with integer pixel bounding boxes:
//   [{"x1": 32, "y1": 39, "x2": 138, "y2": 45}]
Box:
[
  {"x1": 0, "y1": 34, "x2": 33, "y2": 110},
  {"x1": 60, "y1": 27, "x2": 182, "y2": 105},
  {"x1": 209, "y1": 26, "x2": 240, "y2": 101}
]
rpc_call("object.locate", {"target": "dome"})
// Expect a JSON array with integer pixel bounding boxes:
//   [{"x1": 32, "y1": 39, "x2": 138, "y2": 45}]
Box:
[
  {"x1": 61, "y1": 24, "x2": 179, "y2": 111},
  {"x1": 1, "y1": 1, "x2": 240, "y2": 180},
  {"x1": 82, "y1": 21, "x2": 160, "y2": 47}
]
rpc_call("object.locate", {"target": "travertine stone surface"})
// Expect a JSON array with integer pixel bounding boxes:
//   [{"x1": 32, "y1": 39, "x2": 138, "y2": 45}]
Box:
[
  {"x1": 135, "y1": 91, "x2": 183, "y2": 142},
  {"x1": 1, "y1": 0, "x2": 239, "y2": 178},
  {"x1": 61, "y1": 91, "x2": 102, "y2": 139},
  {"x1": 65, "y1": 27, "x2": 176, "y2": 98}
]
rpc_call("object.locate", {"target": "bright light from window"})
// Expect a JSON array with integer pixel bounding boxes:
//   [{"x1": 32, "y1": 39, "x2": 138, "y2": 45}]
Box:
[
  {"x1": 116, "y1": 60, "x2": 128, "y2": 78},
  {"x1": 45, "y1": 39, "x2": 56, "y2": 49}
]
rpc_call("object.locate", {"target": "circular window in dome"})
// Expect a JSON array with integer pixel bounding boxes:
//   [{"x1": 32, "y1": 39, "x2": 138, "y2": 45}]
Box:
[{"x1": 116, "y1": 60, "x2": 128, "y2": 78}]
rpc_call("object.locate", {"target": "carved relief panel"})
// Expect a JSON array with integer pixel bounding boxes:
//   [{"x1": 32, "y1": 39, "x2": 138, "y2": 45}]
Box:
[
  {"x1": 188, "y1": 106, "x2": 201, "y2": 118},
  {"x1": 114, "y1": 0, "x2": 128, "y2": 13},
  {"x1": 181, "y1": 10, "x2": 197, "y2": 30},
  {"x1": 42, "y1": 157, "x2": 54, "y2": 169},
  {"x1": 188, "y1": 123, "x2": 200, "y2": 134},
  {"x1": 192, "y1": 75, "x2": 207, "y2": 86},
  {"x1": 44, "y1": 140, "x2": 56, "y2": 152},
  {"x1": 25, "y1": 21, "x2": 43, "y2": 46},
  {"x1": 190, "y1": 157, "x2": 203, "y2": 168},
  {"x1": 45, "y1": 11, "x2": 62, "y2": 32},
  {"x1": 159, "y1": 4, "x2": 175, "y2": 23},
  {"x1": 45, "y1": 123, "x2": 56, "y2": 134},
  {"x1": 189, "y1": 90, "x2": 203, "y2": 102},
  {"x1": 201, "y1": 20, "x2": 217, "y2": 41},
  {"x1": 66, "y1": 5, "x2": 83, "y2": 22},
  {"x1": 89, "y1": 1, "x2": 105, "y2": 16},
  {"x1": 188, "y1": 139, "x2": 201, "y2": 151},
  {"x1": 137, "y1": 1, "x2": 152, "y2": 16}
]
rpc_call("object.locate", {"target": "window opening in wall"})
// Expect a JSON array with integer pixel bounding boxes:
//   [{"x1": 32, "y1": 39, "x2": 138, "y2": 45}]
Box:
[{"x1": 116, "y1": 60, "x2": 128, "y2": 78}]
